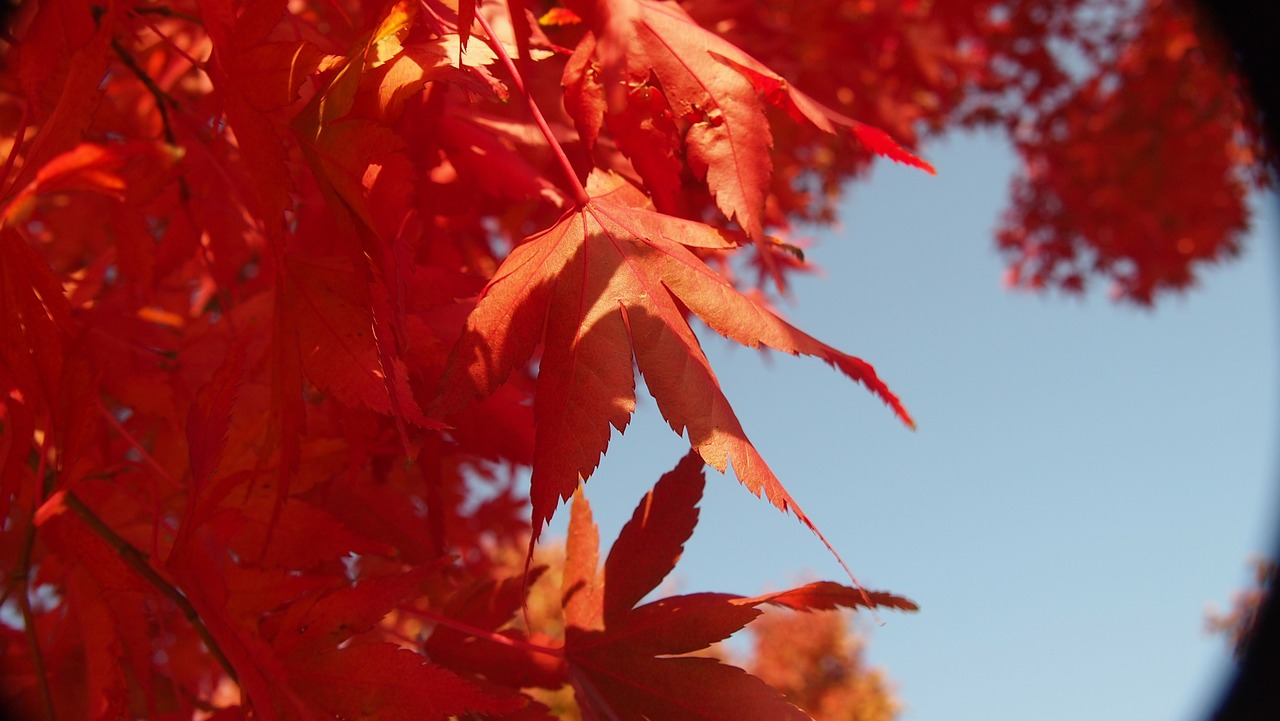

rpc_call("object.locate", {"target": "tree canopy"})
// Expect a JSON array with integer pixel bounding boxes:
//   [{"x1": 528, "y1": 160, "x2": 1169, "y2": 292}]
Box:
[{"x1": 0, "y1": 0, "x2": 1263, "y2": 719}]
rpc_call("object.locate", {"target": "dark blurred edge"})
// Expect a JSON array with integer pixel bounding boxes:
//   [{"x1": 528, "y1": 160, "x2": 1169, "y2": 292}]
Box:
[
  {"x1": 1193, "y1": 2, "x2": 1280, "y2": 720},
  {"x1": 1, "y1": 4, "x2": 20, "y2": 720}
]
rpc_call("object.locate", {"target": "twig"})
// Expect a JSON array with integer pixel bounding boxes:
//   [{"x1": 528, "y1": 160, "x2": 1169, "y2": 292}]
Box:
[
  {"x1": 112, "y1": 38, "x2": 179, "y2": 147},
  {"x1": 63, "y1": 491, "x2": 240, "y2": 684},
  {"x1": 473, "y1": 4, "x2": 591, "y2": 206},
  {"x1": 0, "y1": 100, "x2": 30, "y2": 200},
  {"x1": 126, "y1": 6, "x2": 208, "y2": 72},
  {"x1": 402, "y1": 605, "x2": 564, "y2": 659},
  {"x1": 94, "y1": 399, "x2": 183, "y2": 490}
]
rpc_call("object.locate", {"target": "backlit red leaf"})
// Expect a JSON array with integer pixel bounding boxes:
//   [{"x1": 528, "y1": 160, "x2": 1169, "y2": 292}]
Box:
[
  {"x1": 436, "y1": 173, "x2": 912, "y2": 547},
  {"x1": 602, "y1": 450, "x2": 705, "y2": 621},
  {"x1": 558, "y1": 458, "x2": 916, "y2": 721}
]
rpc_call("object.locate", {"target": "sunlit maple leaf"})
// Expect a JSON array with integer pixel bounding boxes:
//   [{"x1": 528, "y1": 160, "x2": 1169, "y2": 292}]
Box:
[
  {"x1": 364, "y1": 32, "x2": 500, "y2": 121},
  {"x1": 620, "y1": 0, "x2": 774, "y2": 242},
  {"x1": 436, "y1": 171, "x2": 913, "y2": 545}
]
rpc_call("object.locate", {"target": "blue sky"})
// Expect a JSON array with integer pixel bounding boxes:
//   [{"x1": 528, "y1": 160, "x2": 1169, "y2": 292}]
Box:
[{"x1": 546, "y1": 129, "x2": 1279, "y2": 721}]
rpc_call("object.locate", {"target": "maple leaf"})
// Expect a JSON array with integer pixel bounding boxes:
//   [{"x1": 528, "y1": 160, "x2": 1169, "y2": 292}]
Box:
[
  {"x1": 607, "y1": 80, "x2": 688, "y2": 216},
  {"x1": 438, "y1": 113, "x2": 569, "y2": 205},
  {"x1": 0, "y1": 225, "x2": 74, "y2": 513},
  {"x1": 564, "y1": 0, "x2": 933, "y2": 245},
  {"x1": 165, "y1": 525, "x2": 301, "y2": 721},
  {"x1": 37, "y1": 513, "x2": 159, "y2": 721},
  {"x1": 364, "y1": 32, "x2": 500, "y2": 120},
  {"x1": 558, "y1": 452, "x2": 916, "y2": 721},
  {"x1": 436, "y1": 172, "x2": 912, "y2": 544},
  {"x1": 284, "y1": 255, "x2": 436, "y2": 431},
  {"x1": 562, "y1": 34, "x2": 608, "y2": 154},
  {"x1": 6, "y1": 0, "x2": 114, "y2": 194},
  {"x1": 1, "y1": 143, "x2": 126, "y2": 220},
  {"x1": 0, "y1": 141, "x2": 183, "y2": 224},
  {"x1": 262, "y1": 564, "x2": 520, "y2": 720},
  {"x1": 199, "y1": 4, "x2": 323, "y2": 235},
  {"x1": 622, "y1": 0, "x2": 773, "y2": 242}
]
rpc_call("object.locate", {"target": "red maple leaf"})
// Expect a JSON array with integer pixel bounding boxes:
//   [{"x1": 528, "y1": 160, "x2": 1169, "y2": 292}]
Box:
[
  {"x1": 561, "y1": 0, "x2": 933, "y2": 246},
  {"x1": 434, "y1": 171, "x2": 913, "y2": 546},
  {"x1": 558, "y1": 452, "x2": 917, "y2": 721}
]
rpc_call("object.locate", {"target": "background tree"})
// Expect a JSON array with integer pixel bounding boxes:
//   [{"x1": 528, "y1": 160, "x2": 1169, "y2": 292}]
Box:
[
  {"x1": 744, "y1": 608, "x2": 899, "y2": 721},
  {"x1": 1208, "y1": 558, "x2": 1277, "y2": 661},
  {"x1": 0, "y1": 0, "x2": 1263, "y2": 719}
]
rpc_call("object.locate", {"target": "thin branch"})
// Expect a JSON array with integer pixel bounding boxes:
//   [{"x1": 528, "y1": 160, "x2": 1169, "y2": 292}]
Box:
[
  {"x1": 94, "y1": 399, "x2": 183, "y2": 490},
  {"x1": 473, "y1": 4, "x2": 591, "y2": 206},
  {"x1": 0, "y1": 100, "x2": 30, "y2": 200},
  {"x1": 17, "y1": 519, "x2": 56, "y2": 721},
  {"x1": 401, "y1": 606, "x2": 565, "y2": 659},
  {"x1": 113, "y1": 23, "x2": 246, "y2": 325},
  {"x1": 63, "y1": 491, "x2": 240, "y2": 684},
  {"x1": 126, "y1": 7, "x2": 208, "y2": 72},
  {"x1": 112, "y1": 39, "x2": 180, "y2": 146}
]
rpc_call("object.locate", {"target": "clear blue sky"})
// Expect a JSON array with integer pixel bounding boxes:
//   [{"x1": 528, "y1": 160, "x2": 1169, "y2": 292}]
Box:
[{"x1": 546, "y1": 130, "x2": 1279, "y2": 721}]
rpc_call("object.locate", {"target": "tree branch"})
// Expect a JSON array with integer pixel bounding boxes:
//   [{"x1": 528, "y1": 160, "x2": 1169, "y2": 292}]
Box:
[
  {"x1": 63, "y1": 491, "x2": 240, "y2": 685},
  {"x1": 474, "y1": 3, "x2": 591, "y2": 206}
]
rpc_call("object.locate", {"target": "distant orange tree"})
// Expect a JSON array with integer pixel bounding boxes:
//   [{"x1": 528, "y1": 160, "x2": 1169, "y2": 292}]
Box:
[{"x1": 1210, "y1": 559, "x2": 1277, "y2": 660}]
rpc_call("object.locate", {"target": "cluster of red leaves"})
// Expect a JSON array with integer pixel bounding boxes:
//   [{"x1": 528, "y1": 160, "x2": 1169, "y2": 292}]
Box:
[
  {"x1": 0, "y1": 0, "x2": 1262, "y2": 719},
  {"x1": 0, "y1": 0, "x2": 926, "y2": 718}
]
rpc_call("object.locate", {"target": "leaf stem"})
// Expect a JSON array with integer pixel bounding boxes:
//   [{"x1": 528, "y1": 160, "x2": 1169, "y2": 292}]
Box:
[
  {"x1": 0, "y1": 101, "x2": 30, "y2": 200},
  {"x1": 112, "y1": 38, "x2": 180, "y2": 147},
  {"x1": 474, "y1": 5, "x2": 591, "y2": 206},
  {"x1": 63, "y1": 491, "x2": 240, "y2": 684},
  {"x1": 95, "y1": 399, "x2": 183, "y2": 490},
  {"x1": 402, "y1": 606, "x2": 565, "y2": 659}
]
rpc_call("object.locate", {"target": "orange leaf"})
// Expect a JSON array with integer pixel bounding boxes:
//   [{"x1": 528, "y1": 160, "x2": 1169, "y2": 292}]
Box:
[
  {"x1": 741, "y1": 580, "x2": 920, "y2": 614},
  {"x1": 563, "y1": 487, "x2": 604, "y2": 632},
  {"x1": 626, "y1": 0, "x2": 773, "y2": 241}
]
